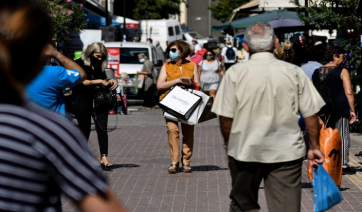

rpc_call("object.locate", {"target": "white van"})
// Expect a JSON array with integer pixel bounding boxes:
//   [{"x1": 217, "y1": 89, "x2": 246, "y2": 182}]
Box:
[
  {"x1": 140, "y1": 19, "x2": 182, "y2": 51},
  {"x1": 104, "y1": 42, "x2": 163, "y2": 97}
]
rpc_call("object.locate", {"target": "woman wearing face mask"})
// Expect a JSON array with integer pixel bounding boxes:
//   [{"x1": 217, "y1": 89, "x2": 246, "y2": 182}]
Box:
[
  {"x1": 72, "y1": 42, "x2": 118, "y2": 168},
  {"x1": 137, "y1": 53, "x2": 156, "y2": 109},
  {"x1": 198, "y1": 50, "x2": 224, "y2": 99},
  {"x1": 157, "y1": 40, "x2": 201, "y2": 173}
]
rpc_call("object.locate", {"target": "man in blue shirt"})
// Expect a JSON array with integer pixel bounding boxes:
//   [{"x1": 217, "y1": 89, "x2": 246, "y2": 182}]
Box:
[
  {"x1": 301, "y1": 45, "x2": 325, "y2": 79},
  {"x1": 26, "y1": 44, "x2": 86, "y2": 115}
]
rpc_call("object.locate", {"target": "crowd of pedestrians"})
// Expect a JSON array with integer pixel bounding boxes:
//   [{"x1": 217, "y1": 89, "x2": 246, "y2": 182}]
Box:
[{"x1": 0, "y1": 0, "x2": 360, "y2": 212}]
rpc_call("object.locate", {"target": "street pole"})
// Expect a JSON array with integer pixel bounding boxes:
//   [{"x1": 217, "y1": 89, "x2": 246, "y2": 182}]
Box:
[
  {"x1": 123, "y1": 0, "x2": 126, "y2": 42},
  {"x1": 105, "y1": 0, "x2": 110, "y2": 26}
]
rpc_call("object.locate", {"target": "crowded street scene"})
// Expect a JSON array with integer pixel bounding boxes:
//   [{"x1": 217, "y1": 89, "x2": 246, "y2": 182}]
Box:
[{"x1": 1, "y1": 0, "x2": 362, "y2": 212}]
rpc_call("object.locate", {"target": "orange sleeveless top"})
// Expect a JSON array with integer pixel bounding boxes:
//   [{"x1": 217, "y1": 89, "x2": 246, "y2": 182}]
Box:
[{"x1": 159, "y1": 61, "x2": 195, "y2": 100}]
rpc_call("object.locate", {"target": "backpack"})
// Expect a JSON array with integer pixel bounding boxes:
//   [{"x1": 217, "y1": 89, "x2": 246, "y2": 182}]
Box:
[
  {"x1": 314, "y1": 67, "x2": 342, "y2": 117},
  {"x1": 225, "y1": 47, "x2": 235, "y2": 60}
]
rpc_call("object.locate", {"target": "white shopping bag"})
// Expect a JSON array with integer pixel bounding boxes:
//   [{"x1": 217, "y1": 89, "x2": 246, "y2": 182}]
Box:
[
  {"x1": 164, "y1": 90, "x2": 210, "y2": 125},
  {"x1": 159, "y1": 86, "x2": 202, "y2": 120}
]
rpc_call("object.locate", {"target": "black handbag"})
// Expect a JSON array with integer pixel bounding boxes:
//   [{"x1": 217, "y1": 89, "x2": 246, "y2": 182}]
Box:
[{"x1": 93, "y1": 84, "x2": 118, "y2": 111}]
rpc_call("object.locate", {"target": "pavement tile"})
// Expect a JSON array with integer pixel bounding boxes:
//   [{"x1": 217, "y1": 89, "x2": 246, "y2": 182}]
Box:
[{"x1": 62, "y1": 108, "x2": 362, "y2": 212}]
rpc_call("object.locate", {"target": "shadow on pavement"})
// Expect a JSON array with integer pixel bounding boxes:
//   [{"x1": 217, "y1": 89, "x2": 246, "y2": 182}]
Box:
[
  {"x1": 189, "y1": 165, "x2": 228, "y2": 172},
  {"x1": 102, "y1": 164, "x2": 140, "y2": 171}
]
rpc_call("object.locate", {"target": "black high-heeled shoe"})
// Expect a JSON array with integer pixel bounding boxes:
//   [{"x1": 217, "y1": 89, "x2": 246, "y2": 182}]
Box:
[{"x1": 100, "y1": 154, "x2": 113, "y2": 168}]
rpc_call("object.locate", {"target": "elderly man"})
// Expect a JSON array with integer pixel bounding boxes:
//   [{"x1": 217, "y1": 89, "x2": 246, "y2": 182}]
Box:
[{"x1": 212, "y1": 22, "x2": 325, "y2": 212}]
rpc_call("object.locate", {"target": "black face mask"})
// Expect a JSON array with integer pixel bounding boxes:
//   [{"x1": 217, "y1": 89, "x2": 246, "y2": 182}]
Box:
[{"x1": 90, "y1": 56, "x2": 103, "y2": 67}]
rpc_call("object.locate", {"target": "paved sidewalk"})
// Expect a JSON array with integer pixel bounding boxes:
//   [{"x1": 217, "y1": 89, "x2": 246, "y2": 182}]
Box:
[{"x1": 62, "y1": 108, "x2": 362, "y2": 212}]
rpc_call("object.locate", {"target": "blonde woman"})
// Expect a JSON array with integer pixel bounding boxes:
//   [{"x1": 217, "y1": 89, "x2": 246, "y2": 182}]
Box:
[
  {"x1": 72, "y1": 42, "x2": 118, "y2": 168},
  {"x1": 274, "y1": 40, "x2": 294, "y2": 63}
]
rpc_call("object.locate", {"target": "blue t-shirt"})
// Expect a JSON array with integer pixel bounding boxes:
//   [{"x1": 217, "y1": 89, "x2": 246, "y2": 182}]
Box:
[{"x1": 26, "y1": 65, "x2": 81, "y2": 115}]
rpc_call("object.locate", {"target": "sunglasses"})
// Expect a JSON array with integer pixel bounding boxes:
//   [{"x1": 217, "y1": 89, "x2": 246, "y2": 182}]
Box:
[
  {"x1": 206, "y1": 54, "x2": 213, "y2": 56},
  {"x1": 170, "y1": 48, "x2": 177, "y2": 53}
]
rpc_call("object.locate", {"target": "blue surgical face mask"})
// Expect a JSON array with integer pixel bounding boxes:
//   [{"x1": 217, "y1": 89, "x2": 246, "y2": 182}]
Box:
[{"x1": 169, "y1": 51, "x2": 179, "y2": 60}]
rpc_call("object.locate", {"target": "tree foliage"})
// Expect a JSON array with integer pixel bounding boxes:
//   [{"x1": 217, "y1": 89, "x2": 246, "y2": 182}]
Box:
[
  {"x1": 34, "y1": 0, "x2": 87, "y2": 42},
  {"x1": 208, "y1": 0, "x2": 250, "y2": 23},
  {"x1": 291, "y1": 0, "x2": 361, "y2": 32},
  {"x1": 133, "y1": 0, "x2": 181, "y2": 20}
]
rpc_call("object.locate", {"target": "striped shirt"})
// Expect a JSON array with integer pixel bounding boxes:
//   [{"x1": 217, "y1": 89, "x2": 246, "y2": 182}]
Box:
[
  {"x1": 0, "y1": 102, "x2": 108, "y2": 212},
  {"x1": 300, "y1": 61, "x2": 323, "y2": 79}
]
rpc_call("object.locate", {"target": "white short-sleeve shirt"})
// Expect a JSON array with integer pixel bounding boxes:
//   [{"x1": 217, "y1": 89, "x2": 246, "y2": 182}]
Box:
[{"x1": 212, "y1": 52, "x2": 325, "y2": 163}]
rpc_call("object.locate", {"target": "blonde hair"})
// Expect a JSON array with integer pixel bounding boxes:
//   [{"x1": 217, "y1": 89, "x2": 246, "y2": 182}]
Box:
[
  {"x1": 274, "y1": 40, "x2": 294, "y2": 63},
  {"x1": 81, "y1": 42, "x2": 108, "y2": 71}
]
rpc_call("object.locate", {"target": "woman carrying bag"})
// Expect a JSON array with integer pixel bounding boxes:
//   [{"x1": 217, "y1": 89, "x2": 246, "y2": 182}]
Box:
[
  {"x1": 157, "y1": 40, "x2": 200, "y2": 173},
  {"x1": 198, "y1": 50, "x2": 224, "y2": 99},
  {"x1": 72, "y1": 42, "x2": 118, "y2": 168},
  {"x1": 311, "y1": 46, "x2": 356, "y2": 175}
]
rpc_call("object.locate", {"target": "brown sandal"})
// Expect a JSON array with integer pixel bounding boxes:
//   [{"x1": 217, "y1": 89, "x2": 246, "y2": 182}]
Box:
[
  {"x1": 183, "y1": 164, "x2": 192, "y2": 173},
  {"x1": 168, "y1": 162, "x2": 179, "y2": 174}
]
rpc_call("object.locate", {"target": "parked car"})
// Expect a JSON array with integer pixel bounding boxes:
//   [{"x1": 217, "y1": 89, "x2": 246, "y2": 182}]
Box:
[
  {"x1": 183, "y1": 31, "x2": 219, "y2": 50},
  {"x1": 104, "y1": 42, "x2": 163, "y2": 98}
]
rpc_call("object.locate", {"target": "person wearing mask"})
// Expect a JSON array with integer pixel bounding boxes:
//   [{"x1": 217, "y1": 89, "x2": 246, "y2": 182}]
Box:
[
  {"x1": 221, "y1": 41, "x2": 238, "y2": 71},
  {"x1": 311, "y1": 46, "x2": 357, "y2": 175},
  {"x1": 0, "y1": 0, "x2": 126, "y2": 211},
  {"x1": 26, "y1": 44, "x2": 86, "y2": 117},
  {"x1": 212, "y1": 22, "x2": 324, "y2": 212},
  {"x1": 72, "y1": 42, "x2": 118, "y2": 168},
  {"x1": 137, "y1": 53, "x2": 156, "y2": 109},
  {"x1": 147, "y1": 38, "x2": 153, "y2": 44},
  {"x1": 198, "y1": 50, "x2": 224, "y2": 99},
  {"x1": 157, "y1": 40, "x2": 200, "y2": 173},
  {"x1": 192, "y1": 38, "x2": 202, "y2": 53}
]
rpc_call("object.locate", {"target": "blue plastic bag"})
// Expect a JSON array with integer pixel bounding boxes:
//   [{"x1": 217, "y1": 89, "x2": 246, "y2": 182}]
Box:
[{"x1": 313, "y1": 164, "x2": 343, "y2": 212}]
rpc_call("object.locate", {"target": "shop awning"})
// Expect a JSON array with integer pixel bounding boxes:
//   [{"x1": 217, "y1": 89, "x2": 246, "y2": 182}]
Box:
[{"x1": 212, "y1": 9, "x2": 301, "y2": 31}]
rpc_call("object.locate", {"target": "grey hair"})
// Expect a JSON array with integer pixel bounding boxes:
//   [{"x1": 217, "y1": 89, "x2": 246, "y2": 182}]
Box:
[
  {"x1": 138, "y1": 53, "x2": 148, "y2": 60},
  {"x1": 244, "y1": 22, "x2": 275, "y2": 53},
  {"x1": 81, "y1": 42, "x2": 108, "y2": 71}
]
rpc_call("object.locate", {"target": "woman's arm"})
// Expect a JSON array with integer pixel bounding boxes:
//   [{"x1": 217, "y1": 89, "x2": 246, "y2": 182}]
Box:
[
  {"x1": 219, "y1": 64, "x2": 224, "y2": 77},
  {"x1": 341, "y1": 68, "x2": 356, "y2": 124},
  {"x1": 197, "y1": 64, "x2": 202, "y2": 76},
  {"x1": 157, "y1": 64, "x2": 181, "y2": 91},
  {"x1": 83, "y1": 79, "x2": 108, "y2": 87},
  {"x1": 193, "y1": 63, "x2": 201, "y2": 87}
]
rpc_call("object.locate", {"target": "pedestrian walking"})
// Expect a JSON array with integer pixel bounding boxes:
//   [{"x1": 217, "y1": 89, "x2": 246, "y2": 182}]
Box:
[
  {"x1": 311, "y1": 46, "x2": 357, "y2": 175},
  {"x1": 0, "y1": 0, "x2": 126, "y2": 211},
  {"x1": 26, "y1": 44, "x2": 86, "y2": 117},
  {"x1": 273, "y1": 40, "x2": 294, "y2": 63},
  {"x1": 301, "y1": 45, "x2": 325, "y2": 79},
  {"x1": 212, "y1": 22, "x2": 325, "y2": 212},
  {"x1": 137, "y1": 53, "x2": 156, "y2": 109},
  {"x1": 221, "y1": 41, "x2": 238, "y2": 71},
  {"x1": 72, "y1": 42, "x2": 118, "y2": 168},
  {"x1": 192, "y1": 38, "x2": 202, "y2": 53},
  {"x1": 198, "y1": 50, "x2": 224, "y2": 99},
  {"x1": 157, "y1": 40, "x2": 200, "y2": 173}
]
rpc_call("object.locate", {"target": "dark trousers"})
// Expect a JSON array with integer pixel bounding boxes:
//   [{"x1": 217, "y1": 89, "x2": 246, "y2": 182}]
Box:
[
  {"x1": 142, "y1": 85, "x2": 156, "y2": 108},
  {"x1": 228, "y1": 156, "x2": 303, "y2": 212},
  {"x1": 73, "y1": 99, "x2": 109, "y2": 156},
  {"x1": 224, "y1": 62, "x2": 235, "y2": 71}
]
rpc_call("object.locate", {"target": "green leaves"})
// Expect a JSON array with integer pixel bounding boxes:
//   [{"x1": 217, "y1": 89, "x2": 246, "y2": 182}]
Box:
[
  {"x1": 34, "y1": 0, "x2": 87, "y2": 42},
  {"x1": 133, "y1": 0, "x2": 181, "y2": 20},
  {"x1": 208, "y1": 0, "x2": 250, "y2": 23}
]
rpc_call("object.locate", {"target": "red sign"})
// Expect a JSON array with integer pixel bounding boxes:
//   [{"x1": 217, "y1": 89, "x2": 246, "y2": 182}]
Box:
[{"x1": 107, "y1": 48, "x2": 120, "y2": 56}]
